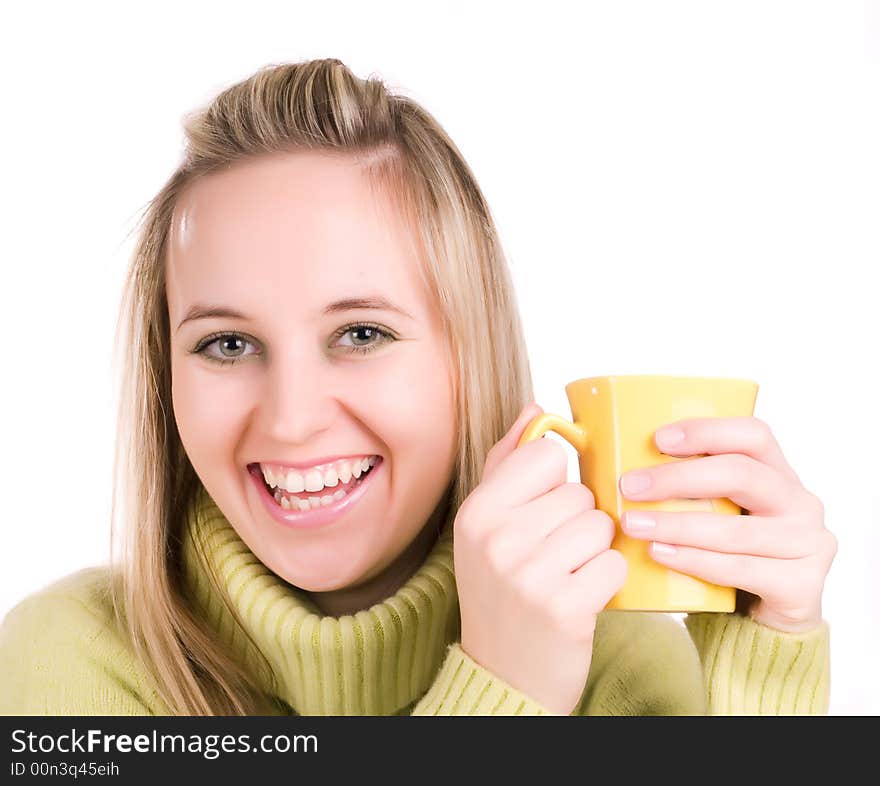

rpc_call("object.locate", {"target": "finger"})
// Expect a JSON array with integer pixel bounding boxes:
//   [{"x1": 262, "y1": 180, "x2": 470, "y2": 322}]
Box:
[
  {"x1": 562, "y1": 549, "x2": 629, "y2": 616},
  {"x1": 532, "y1": 510, "x2": 616, "y2": 575},
  {"x1": 645, "y1": 541, "x2": 791, "y2": 597},
  {"x1": 514, "y1": 481, "x2": 597, "y2": 538},
  {"x1": 620, "y1": 510, "x2": 819, "y2": 559},
  {"x1": 653, "y1": 416, "x2": 803, "y2": 486},
  {"x1": 481, "y1": 436, "x2": 572, "y2": 510},
  {"x1": 482, "y1": 402, "x2": 544, "y2": 480},
  {"x1": 620, "y1": 453, "x2": 801, "y2": 516},
  {"x1": 484, "y1": 484, "x2": 601, "y2": 560}
]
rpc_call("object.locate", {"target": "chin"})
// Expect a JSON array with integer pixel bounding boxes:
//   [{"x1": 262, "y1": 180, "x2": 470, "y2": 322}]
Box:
[{"x1": 269, "y1": 557, "x2": 370, "y2": 594}]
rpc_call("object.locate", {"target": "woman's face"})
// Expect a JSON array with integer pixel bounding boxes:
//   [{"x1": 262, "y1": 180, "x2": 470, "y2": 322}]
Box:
[{"x1": 167, "y1": 151, "x2": 458, "y2": 609}]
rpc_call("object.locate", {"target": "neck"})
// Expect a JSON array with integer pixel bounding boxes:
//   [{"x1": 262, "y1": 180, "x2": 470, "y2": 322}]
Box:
[
  {"x1": 180, "y1": 482, "x2": 463, "y2": 714},
  {"x1": 304, "y1": 495, "x2": 451, "y2": 617}
]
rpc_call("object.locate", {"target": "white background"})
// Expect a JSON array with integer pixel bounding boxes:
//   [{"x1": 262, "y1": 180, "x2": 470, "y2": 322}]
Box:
[{"x1": 1, "y1": 1, "x2": 877, "y2": 715}]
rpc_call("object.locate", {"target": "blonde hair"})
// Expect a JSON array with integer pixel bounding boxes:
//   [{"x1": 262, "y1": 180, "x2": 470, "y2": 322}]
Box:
[{"x1": 108, "y1": 58, "x2": 535, "y2": 715}]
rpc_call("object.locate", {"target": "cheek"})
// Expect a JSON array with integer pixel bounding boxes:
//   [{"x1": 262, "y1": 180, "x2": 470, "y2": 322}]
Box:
[
  {"x1": 172, "y1": 366, "x2": 245, "y2": 467},
  {"x1": 367, "y1": 353, "x2": 457, "y2": 466}
]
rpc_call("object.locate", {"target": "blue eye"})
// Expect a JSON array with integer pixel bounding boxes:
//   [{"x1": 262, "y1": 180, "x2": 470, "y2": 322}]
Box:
[
  {"x1": 191, "y1": 333, "x2": 257, "y2": 366},
  {"x1": 334, "y1": 323, "x2": 395, "y2": 355},
  {"x1": 191, "y1": 323, "x2": 395, "y2": 366}
]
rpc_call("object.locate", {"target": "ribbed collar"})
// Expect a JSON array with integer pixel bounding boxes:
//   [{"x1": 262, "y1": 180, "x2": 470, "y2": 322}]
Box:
[{"x1": 180, "y1": 483, "x2": 461, "y2": 715}]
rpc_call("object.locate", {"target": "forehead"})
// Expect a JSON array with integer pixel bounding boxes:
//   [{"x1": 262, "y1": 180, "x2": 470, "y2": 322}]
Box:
[{"x1": 166, "y1": 151, "x2": 429, "y2": 319}]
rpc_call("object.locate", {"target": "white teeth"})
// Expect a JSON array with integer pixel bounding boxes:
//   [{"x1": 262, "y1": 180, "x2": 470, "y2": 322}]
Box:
[
  {"x1": 285, "y1": 470, "x2": 305, "y2": 493},
  {"x1": 304, "y1": 469, "x2": 324, "y2": 493},
  {"x1": 274, "y1": 483, "x2": 357, "y2": 510},
  {"x1": 279, "y1": 495, "x2": 321, "y2": 511},
  {"x1": 261, "y1": 456, "x2": 377, "y2": 494}
]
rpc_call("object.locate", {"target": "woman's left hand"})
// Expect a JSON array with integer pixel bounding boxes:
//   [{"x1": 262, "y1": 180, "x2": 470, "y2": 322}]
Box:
[{"x1": 618, "y1": 416, "x2": 837, "y2": 634}]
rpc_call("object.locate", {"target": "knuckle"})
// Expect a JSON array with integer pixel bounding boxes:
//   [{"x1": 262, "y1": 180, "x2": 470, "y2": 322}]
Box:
[
  {"x1": 453, "y1": 496, "x2": 481, "y2": 539},
  {"x1": 806, "y1": 490, "x2": 826, "y2": 518},
  {"x1": 752, "y1": 416, "x2": 774, "y2": 446},
  {"x1": 821, "y1": 529, "x2": 838, "y2": 560},
  {"x1": 562, "y1": 481, "x2": 596, "y2": 510},
  {"x1": 579, "y1": 483, "x2": 597, "y2": 509},
  {"x1": 537, "y1": 438, "x2": 570, "y2": 477},
  {"x1": 587, "y1": 509, "x2": 616, "y2": 543},
  {"x1": 480, "y1": 450, "x2": 498, "y2": 479},
  {"x1": 568, "y1": 512, "x2": 612, "y2": 556},
  {"x1": 484, "y1": 530, "x2": 518, "y2": 574},
  {"x1": 606, "y1": 549, "x2": 629, "y2": 585},
  {"x1": 513, "y1": 561, "x2": 547, "y2": 607},
  {"x1": 455, "y1": 493, "x2": 498, "y2": 545},
  {"x1": 728, "y1": 454, "x2": 754, "y2": 494}
]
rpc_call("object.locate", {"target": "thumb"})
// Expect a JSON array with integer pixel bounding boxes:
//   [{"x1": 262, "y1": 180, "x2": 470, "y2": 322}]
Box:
[{"x1": 483, "y1": 401, "x2": 544, "y2": 479}]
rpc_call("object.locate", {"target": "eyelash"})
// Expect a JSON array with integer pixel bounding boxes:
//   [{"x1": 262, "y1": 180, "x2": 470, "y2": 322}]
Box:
[{"x1": 190, "y1": 323, "x2": 395, "y2": 366}]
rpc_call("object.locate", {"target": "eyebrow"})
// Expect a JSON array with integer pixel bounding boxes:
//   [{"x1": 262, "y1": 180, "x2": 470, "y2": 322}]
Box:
[{"x1": 176, "y1": 296, "x2": 414, "y2": 332}]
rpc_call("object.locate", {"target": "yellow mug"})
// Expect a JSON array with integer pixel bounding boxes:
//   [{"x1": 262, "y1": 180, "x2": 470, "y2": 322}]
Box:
[{"x1": 517, "y1": 375, "x2": 759, "y2": 612}]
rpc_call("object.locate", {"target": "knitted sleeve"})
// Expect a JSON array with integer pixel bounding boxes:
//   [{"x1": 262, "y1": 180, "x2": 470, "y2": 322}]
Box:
[
  {"x1": 0, "y1": 592, "x2": 166, "y2": 716},
  {"x1": 684, "y1": 612, "x2": 831, "y2": 715},
  {"x1": 412, "y1": 611, "x2": 709, "y2": 716},
  {"x1": 411, "y1": 642, "x2": 559, "y2": 715}
]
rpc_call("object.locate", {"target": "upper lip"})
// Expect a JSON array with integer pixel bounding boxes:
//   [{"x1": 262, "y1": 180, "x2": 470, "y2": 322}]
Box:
[{"x1": 250, "y1": 454, "x2": 381, "y2": 472}]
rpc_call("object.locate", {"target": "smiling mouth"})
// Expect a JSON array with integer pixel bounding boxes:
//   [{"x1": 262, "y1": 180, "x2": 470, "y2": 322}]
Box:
[{"x1": 256, "y1": 459, "x2": 380, "y2": 511}]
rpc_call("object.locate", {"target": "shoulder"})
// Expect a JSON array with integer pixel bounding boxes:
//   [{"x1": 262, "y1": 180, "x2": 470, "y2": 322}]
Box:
[
  {"x1": 578, "y1": 611, "x2": 706, "y2": 715},
  {"x1": 1, "y1": 566, "x2": 119, "y2": 636},
  {"x1": 0, "y1": 567, "x2": 168, "y2": 715}
]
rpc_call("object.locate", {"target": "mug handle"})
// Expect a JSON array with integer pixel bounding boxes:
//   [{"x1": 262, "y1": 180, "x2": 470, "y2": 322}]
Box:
[{"x1": 516, "y1": 413, "x2": 589, "y2": 454}]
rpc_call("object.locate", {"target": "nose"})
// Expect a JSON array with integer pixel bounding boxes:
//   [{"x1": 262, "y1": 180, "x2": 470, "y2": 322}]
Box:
[{"x1": 258, "y1": 343, "x2": 339, "y2": 445}]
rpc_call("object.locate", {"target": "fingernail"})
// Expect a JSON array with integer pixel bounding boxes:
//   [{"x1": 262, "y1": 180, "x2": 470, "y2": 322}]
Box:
[
  {"x1": 625, "y1": 512, "x2": 656, "y2": 530},
  {"x1": 651, "y1": 542, "x2": 677, "y2": 557},
  {"x1": 656, "y1": 426, "x2": 685, "y2": 448},
  {"x1": 621, "y1": 471, "x2": 652, "y2": 495}
]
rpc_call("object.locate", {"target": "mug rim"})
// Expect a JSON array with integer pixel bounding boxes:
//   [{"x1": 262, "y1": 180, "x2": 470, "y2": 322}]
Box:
[{"x1": 565, "y1": 374, "x2": 760, "y2": 391}]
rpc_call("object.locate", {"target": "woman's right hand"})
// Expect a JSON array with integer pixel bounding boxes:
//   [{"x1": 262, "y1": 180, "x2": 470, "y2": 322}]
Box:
[{"x1": 454, "y1": 402, "x2": 628, "y2": 716}]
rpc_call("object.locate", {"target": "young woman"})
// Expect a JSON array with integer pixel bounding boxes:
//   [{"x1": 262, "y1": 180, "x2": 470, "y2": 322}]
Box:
[{"x1": 0, "y1": 58, "x2": 836, "y2": 716}]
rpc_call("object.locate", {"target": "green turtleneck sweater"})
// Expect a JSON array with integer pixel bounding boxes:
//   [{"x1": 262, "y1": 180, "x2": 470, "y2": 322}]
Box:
[{"x1": 0, "y1": 484, "x2": 831, "y2": 715}]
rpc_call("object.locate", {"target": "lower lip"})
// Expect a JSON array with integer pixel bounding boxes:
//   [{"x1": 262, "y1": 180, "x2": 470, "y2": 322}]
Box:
[{"x1": 248, "y1": 459, "x2": 383, "y2": 530}]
